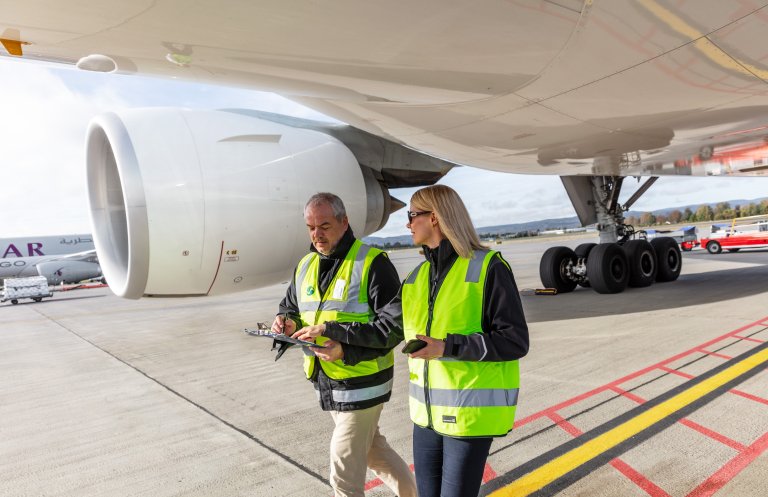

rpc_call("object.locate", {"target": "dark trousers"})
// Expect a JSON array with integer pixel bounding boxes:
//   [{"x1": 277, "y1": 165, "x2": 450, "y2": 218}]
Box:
[{"x1": 412, "y1": 424, "x2": 493, "y2": 497}]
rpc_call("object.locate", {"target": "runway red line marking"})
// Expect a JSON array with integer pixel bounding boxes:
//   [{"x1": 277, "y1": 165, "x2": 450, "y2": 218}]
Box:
[
  {"x1": 507, "y1": 316, "x2": 768, "y2": 495},
  {"x1": 677, "y1": 418, "x2": 747, "y2": 452},
  {"x1": 608, "y1": 385, "x2": 647, "y2": 405},
  {"x1": 659, "y1": 366, "x2": 696, "y2": 380},
  {"x1": 547, "y1": 412, "x2": 672, "y2": 496},
  {"x1": 659, "y1": 366, "x2": 696, "y2": 379},
  {"x1": 729, "y1": 388, "x2": 768, "y2": 406},
  {"x1": 516, "y1": 316, "x2": 768, "y2": 429},
  {"x1": 482, "y1": 463, "x2": 498, "y2": 484},
  {"x1": 610, "y1": 458, "x2": 672, "y2": 497},
  {"x1": 698, "y1": 348, "x2": 733, "y2": 360},
  {"x1": 364, "y1": 464, "x2": 414, "y2": 491},
  {"x1": 547, "y1": 412, "x2": 583, "y2": 438},
  {"x1": 685, "y1": 431, "x2": 768, "y2": 497}
]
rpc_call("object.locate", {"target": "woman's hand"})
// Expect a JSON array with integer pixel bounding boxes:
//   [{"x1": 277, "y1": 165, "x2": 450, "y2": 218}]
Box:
[{"x1": 408, "y1": 334, "x2": 445, "y2": 360}]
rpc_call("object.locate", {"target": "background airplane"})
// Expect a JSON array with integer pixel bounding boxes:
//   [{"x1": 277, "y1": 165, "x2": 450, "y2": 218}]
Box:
[
  {"x1": 0, "y1": 234, "x2": 102, "y2": 285},
  {"x1": 1, "y1": 1, "x2": 767, "y2": 298}
]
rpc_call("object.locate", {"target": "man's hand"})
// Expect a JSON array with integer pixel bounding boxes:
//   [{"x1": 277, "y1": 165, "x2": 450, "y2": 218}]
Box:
[
  {"x1": 271, "y1": 315, "x2": 296, "y2": 336},
  {"x1": 313, "y1": 339, "x2": 343, "y2": 362},
  {"x1": 295, "y1": 324, "x2": 326, "y2": 341},
  {"x1": 408, "y1": 334, "x2": 445, "y2": 360}
]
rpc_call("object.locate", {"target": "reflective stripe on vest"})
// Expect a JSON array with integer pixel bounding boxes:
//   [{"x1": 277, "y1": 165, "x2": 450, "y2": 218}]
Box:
[
  {"x1": 333, "y1": 378, "x2": 394, "y2": 403},
  {"x1": 408, "y1": 383, "x2": 518, "y2": 408},
  {"x1": 295, "y1": 240, "x2": 395, "y2": 382},
  {"x1": 402, "y1": 249, "x2": 520, "y2": 437}
]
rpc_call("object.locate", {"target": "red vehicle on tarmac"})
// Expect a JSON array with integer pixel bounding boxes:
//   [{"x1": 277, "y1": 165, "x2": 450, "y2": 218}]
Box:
[{"x1": 699, "y1": 215, "x2": 768, "y2": 254}]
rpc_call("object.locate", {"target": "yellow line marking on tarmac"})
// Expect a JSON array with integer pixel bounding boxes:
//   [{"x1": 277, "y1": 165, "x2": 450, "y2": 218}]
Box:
[{"x1": 489, "y1": 346, "x2": 768, "y2": 496}]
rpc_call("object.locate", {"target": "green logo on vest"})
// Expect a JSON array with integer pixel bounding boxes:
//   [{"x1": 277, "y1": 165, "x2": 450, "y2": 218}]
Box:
[{"x1": 306, "y1": 286, "x2": 315, "y2": 296}]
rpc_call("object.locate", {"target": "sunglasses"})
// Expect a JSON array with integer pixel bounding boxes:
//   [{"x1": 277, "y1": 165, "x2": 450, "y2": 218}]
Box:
[{"x1": 407, "y1": 210, "x2": 432, "y2": 223}]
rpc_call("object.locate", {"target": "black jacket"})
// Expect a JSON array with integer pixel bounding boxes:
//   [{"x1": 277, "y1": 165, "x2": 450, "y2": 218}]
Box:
[
  {"x1": 324, "y1": 238, "x2": 529, "y2": 362},
  {"x1": 278, "y1": 228, "x2": 402, "y2": 411}
]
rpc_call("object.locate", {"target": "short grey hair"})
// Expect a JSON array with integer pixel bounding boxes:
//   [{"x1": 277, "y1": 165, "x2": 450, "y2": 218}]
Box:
[{"x1": 305, "y1": 192, "x2": 347, "y2": 221}]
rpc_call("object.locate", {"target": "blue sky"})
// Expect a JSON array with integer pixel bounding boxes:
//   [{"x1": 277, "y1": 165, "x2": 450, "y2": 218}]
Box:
[{"x1": 2, "y1": 58, "x2": 767, "y2": 238}]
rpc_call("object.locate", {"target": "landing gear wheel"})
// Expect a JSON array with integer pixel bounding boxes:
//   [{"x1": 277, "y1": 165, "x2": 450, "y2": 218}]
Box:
[
  {"x1": 586, "y1": 243, "x2": 629, "y2": 294},
  {"x1": 624, "y1": 239, "x2": 657, "y2": 287},
  {"x1": 699, "y1": 145, "x2": 714, "y2": 161},
  {"x1": 539, "y1": 246, "x2": 577, "y2": 293},
  {"x1": 574, "y1": 243, "x2": 597, "y2": 287},
  {"x1": 706, "y1": 240, "x2": 722, "y2": 254},
  {"x1": 651, "y1": 237, "x2": 682, "y2": 282}
]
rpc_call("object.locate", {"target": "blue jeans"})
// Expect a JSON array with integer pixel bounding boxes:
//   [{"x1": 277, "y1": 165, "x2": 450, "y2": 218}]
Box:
[{"x1": 412, "y1": 424, "x2": 493, "y2": 497}]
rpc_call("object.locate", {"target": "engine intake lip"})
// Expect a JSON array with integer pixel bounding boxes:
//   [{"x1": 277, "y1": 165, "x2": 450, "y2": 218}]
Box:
[{"x1": 86, "y1": 113, "x2": 149, "y2": 299}]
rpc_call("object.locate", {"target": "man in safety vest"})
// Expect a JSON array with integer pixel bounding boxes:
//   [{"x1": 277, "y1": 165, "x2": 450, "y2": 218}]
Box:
[{"x1": 271, "y1": 192, "x2": 416, "y2": 497}]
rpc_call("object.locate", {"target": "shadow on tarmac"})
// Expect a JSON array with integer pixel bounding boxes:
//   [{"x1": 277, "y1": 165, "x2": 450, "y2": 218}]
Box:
[{"x1": 523, "y1": 264, "x2": 768, "y2": 323}]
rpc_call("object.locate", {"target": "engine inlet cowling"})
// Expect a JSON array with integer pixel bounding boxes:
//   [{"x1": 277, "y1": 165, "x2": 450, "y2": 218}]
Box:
[{"x1": 86, "y1": 108, "x2": 392, "y2": 298}]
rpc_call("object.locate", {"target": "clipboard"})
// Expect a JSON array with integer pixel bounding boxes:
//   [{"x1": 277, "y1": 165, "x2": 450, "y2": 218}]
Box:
[{"x1": 244, "y1": 326, "x2": 327, "y2": 348}]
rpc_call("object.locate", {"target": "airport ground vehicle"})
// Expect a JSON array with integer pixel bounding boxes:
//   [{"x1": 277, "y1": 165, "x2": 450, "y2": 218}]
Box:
[
  {"x1": 647, "y1": 226, "x2": 699, "y2": 251},
  {"x1": 1, "y1": 276, "x2": 53, "y2": 305},
  {"x1": 699, "y1": 215, "x2": 768, "y2": 254}
]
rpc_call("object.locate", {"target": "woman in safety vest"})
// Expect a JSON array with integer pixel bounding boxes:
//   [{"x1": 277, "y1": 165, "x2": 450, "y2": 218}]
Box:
[
  {"x1": 297, "y1": 184, "x2": 529, "y2": 497},
  {"x1": 399, "y1": 184, "x2": 529, "y2": 497}
]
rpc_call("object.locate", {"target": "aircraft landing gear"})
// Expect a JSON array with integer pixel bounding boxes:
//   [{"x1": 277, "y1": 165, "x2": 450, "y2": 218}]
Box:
[{"x1": 539, "y1": 174, "x2": 683, "y2": 295}]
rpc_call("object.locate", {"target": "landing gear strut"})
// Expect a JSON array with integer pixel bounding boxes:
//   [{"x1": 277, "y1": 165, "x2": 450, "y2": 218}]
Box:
[{"x1": 539, "y1": 175, "x2": 682, "y2": 294}]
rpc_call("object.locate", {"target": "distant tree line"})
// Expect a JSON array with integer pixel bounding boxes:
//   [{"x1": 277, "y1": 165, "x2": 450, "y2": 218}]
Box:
[
  {"x1": 625, "y1": 200, "x2": 768, "y2": 227},
  {"x1": 369, "y1": 229, "x2": 541, "y2": 250}
]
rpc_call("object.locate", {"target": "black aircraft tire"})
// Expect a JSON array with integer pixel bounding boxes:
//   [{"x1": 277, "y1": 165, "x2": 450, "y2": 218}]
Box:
[
  {"x1": 574, "y1": 243, "x2": 597, "y2": 287},
  {"x1": 586, "y1": 243, "x2": 629, "y2": 294},
  {"x1": 651, "y1": 237, "x2": 682, "y2": 282},
  {"x1": 539, "y1": 246, "x2": 577, "y2": 293},
  {"x1": 574, "y1": 243, "x2": 597, "y2": 259},
  {"x1": 624, "y1": 239, "x2": 657, "y2": 287}
]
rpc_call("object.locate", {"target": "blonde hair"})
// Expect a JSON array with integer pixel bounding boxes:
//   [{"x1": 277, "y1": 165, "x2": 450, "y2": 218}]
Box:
[{"x1": 411, "y1": 185, "x2": 486, "y2": 259}]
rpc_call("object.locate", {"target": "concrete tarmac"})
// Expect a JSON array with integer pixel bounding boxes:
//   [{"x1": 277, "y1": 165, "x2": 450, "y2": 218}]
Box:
[{"x1": 1, "y1": 235, "x2": 767, "y2": 497}]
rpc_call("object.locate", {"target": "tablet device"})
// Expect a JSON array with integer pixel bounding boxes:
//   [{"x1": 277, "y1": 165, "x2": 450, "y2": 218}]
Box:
[{"x1": 243, "y1": 327, "x2": 327, "y2": 348}]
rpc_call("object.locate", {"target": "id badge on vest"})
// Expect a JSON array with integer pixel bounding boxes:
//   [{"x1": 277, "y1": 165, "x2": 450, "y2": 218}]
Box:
[{"x1": 332, "y1": 279, "x2": 347, "y2": 299}]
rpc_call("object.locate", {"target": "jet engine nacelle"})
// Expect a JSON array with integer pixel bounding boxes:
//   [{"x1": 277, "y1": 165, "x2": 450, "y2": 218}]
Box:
[
  {"x1": 86, "y1": 108, "x2": 395, "y2": 299},
  {"x1": 36, "y1": 261, "x2": 102, "y2": 285}
]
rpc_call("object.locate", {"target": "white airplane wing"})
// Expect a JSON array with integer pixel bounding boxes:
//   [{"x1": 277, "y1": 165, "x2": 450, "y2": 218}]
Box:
[
  {"x1": 2, "y1": 1, "x2": 767, "y2": 297},
  {"x1": 58, "y1": 249, "x2": 99, "y2": 264}
]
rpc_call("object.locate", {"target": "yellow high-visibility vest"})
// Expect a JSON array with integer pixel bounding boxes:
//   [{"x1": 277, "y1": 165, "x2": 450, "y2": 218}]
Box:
[
  {"x1": 296, "y1": 240, "x2": 394, "y2": 382},
  {"x1": 402, "y1": 249, "x2": 520, "y2": 437}
]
